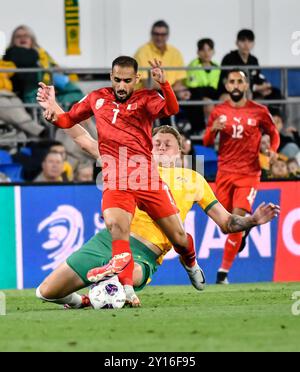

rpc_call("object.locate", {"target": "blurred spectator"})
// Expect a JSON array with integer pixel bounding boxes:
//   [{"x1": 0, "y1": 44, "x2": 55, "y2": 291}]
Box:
[
  {"x1": 49, "y1": 141, "x2": 74, "y2": 181},
  {"x1": 74, "y1": 161, "x2": 94, "y2": 182},
  {"x1": 4, "y1": 25, "x2": 83, "y2": 106},
  {"x1": 186, "y1": 38, "x2": 221, "y2": 99},
  {"x1": 287, "y1": 158, "x2": 300, "y2": 179},
  {"x1": 0, "y1": 172, "x2": 11, "y2": 183},
  {"x1": 134, "y1": 20, "x2": 187, "y2": 94},
  {"x1": 271, "y1": 110, "x2": 300, "y2": 159},
  {"x1": 34, "y1": 151, "x2": 64, "y2": 183},
  {"x1": 269, "y1": 158, "x2": 289, "y2": 179},
  {"x1": 185, "y1": 38, "x2": 221, "y2": 132},
  {"x1": 135, "y1": 21, "x2": 199, "y2": 134},
  {"x1": 180, "y1": 133, "x2": 192, "y2": 168},
  {"x1": 259, "y1": 134, "x2": 271, "y2": 177},
  {"x1": 0, "y1": 59, "x2": 45, "y2": 141},
  {"x1": 218, "y1": 29, "x2": 282, "y2": 103}
]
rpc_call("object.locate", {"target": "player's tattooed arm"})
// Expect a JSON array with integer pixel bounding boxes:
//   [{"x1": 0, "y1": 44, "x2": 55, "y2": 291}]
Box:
[
  {"x1": 227, "y1": 203, "x2": 280, "y2": 233},
  {"x1": 207, "y1": 202, "x2": 280, "y2": 234},
  {"x1": 227, "y1": 215, "x2": 256, "y2": 233}
]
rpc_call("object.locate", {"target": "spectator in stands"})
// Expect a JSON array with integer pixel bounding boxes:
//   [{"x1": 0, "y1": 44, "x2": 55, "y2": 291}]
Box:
[
  {"x1": 180, "y1": 133, "x2": 192, "y2": 168},
  {"x1": 218, "y1": 29, "x2": 282, "y2": 102},
  {"x1": 135, "y1": 20, "x2": 205, "y2": 135},
  {"x1": 287, "y1": 158, "x2": 300, "y2": 179},
  {"x1": 0, "y1": 59, "x2": 45, "y2": 140},
  {"x1": 34, "y1": 151, "x2": 64, "y2": 183},
  {"x1": 74, "y1": 162, "x2": 94, "y2": 182},
  {"x1": 0, "y1": 172, "x2": 11, "y2": 183},
  {"x1": 134, "y1": 20, "x2": 187, "y2": 94},
  {"x1": 269, "y1": 158, "x2": 289, "y2": 179},
  {"x1": 49, "y1": 141, "x2": 73, "y2": 181},
  {"x1": 271, "y1": 109, "x2": 300, "y2": 159},
  {"x1": 5, "y1": 25, "x2": 83, "y2": 106},
  {"x1": 186, "y1": 39, "x2": 221, "y2": 99},
  {"x1": 259, "y1": 134, "x2": 271, "y2": 178}
]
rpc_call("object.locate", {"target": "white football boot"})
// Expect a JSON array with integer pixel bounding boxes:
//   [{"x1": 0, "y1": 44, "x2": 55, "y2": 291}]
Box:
[{"x1": 180, "y1": 257, "x2": 206, "y2": 291}]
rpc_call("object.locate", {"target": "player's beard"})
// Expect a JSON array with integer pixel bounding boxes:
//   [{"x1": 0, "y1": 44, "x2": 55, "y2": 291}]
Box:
[
  {"x1": 114, "y1": 89, "x2": 133, "y2": 103},
  {"x1": 229, "y1": 89, "x2": 245, "y2": 103}
]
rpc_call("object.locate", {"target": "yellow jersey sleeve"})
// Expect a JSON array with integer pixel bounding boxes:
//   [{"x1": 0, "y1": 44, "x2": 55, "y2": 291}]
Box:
[{"x1": 194, "y1": 172, "x2": 218, "y2": 213}]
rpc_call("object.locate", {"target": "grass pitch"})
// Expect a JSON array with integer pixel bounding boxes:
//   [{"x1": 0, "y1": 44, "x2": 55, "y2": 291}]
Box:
[{"x1": 0, "y1": 283, "x2": 300, "y2": 352}]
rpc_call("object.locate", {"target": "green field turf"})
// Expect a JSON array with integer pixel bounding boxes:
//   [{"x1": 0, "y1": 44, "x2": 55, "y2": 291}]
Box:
[{"x1": 0, "y1": 283, "x2": 300, "y2": 352}]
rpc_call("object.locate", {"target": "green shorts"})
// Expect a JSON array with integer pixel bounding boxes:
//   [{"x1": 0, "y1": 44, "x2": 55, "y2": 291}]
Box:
[{"x1": 67, "y1": 229, "x2": 158, "y2": 292}]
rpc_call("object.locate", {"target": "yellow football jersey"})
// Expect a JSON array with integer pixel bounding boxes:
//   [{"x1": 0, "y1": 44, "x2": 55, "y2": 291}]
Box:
[{"x1": 130, "y1": 167, "x2": 218, "y2": 263}]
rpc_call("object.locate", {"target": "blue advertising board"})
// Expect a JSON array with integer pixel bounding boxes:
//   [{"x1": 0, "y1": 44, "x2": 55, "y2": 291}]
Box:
[{"x1": 19, "y1": 184, "x2": 280, "y2": 288}]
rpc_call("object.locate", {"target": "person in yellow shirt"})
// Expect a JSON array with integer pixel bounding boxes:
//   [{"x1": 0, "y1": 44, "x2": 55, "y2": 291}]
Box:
[
  {"x1": 36, "y1": 125, "x2": 280, "y2": 308},
  {"x1": 134, "y1": 21, "x2": 189, "y2": 99},
  {"x1": 49, "y1": 141, "x2": 74, "y2": 181}
]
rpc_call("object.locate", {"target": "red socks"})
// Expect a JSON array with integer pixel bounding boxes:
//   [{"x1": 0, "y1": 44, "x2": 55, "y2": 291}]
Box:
[
  {"x1": 220, "y1": 232, "x2": 243, "y2": 271},
  {"x1": 174, "y1": 233, "x2": 196, "y2": 268},
  {"x1": 112, "y1": 240, "x2": 134, "y2": 286}
]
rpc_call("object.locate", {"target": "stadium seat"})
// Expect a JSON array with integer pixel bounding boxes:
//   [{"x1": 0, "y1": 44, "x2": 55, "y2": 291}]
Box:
[
  {"x1": 261, "y1": 69, "x2": 281, "y2": 90},
  {"x1": 288, "y1": 70, "x2": 300, "y2": 96},
  {"x1": 193, "y1": 145, "x2": 218, "y2": 178},
  {"x1": 0, "y1": 150, "x2": 13, "y2": 165},
  {"x1": 0, "y1": 164, "x2": 23, "y2": 182}
]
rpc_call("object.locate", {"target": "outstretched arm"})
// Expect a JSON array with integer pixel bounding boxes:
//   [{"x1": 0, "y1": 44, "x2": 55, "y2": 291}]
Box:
[
  {"x1": 65, "y1": 125, "x2": 100, "y2": 160},
  {"x1": 37, "y1": 82, "x2": 94, "y2": 129},
  {"x1": 149, "y1": 59, "x2": 179, "y2": 116},
  {"x1": 37, "y1": 83, "x2": 64, "y2": 122},
  {"x1": 207, "y1": 202, "x2": 280, "y2": 234}
]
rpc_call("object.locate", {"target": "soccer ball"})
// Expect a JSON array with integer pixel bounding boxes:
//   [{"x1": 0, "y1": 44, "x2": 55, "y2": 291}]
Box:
[{"x1": 89, "y1": 277, "x2": 126, "y2": 310}]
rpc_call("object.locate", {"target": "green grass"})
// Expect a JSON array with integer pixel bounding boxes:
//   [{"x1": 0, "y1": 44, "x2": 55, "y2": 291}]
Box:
[{"x1": 0, "y1": 283, "x2": 300, "y2": 352}]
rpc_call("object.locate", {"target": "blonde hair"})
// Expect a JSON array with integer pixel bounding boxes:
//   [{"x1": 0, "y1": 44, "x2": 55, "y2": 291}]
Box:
[
  {"x1": 152, "y1": 125, "x2": 183, "y2": 150},
  {"x1": 9, "y1": 25, "x2": 40, "y2": 49}
]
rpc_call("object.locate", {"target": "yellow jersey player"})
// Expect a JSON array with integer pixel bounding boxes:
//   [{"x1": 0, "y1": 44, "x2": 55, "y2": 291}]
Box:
[{"x1": 36, "y1": 126, "x2": 280, "y2": 308}]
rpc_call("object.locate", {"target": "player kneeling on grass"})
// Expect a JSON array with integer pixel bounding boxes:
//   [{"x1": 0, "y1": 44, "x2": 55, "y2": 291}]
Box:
[{"x1": 36, "y1": 125, "x2": 280, "y2": 310}]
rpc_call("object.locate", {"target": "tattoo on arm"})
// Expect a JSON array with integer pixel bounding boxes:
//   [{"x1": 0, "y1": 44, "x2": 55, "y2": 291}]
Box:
[{"x1": 227, "y1": 215, "x2": 256, "y2": 233}]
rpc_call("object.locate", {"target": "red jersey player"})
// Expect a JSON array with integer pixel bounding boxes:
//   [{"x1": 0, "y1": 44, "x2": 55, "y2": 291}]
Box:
[
  {"x1": 203, "y1": 69, "x2": 280, "y2": 284},
  {"x1": 37, "y1": 57, "x2": 204, "y2": 306}
]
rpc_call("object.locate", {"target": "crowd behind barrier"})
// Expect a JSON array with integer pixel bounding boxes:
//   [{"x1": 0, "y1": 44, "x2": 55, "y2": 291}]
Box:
[{"x1": 1, "y1": 22, "x2": 300, "y2": 183}]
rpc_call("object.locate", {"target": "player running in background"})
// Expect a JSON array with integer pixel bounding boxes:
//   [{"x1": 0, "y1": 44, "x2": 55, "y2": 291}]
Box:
[
  {"x1": 203, "y1": 69, "x2": 280, "y2": 284},
  {"x1": 36, "y1": 125, "x2": 280, "y2": 309},
  {"x1": 37, "y1": 57, "x2": 200, "y2": 306}
]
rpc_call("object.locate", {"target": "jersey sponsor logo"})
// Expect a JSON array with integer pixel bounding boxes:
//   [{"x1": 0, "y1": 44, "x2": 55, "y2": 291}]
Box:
[
  {"x1": 233, "y1": 117, "x2": 242, "y2": 124},
  {"x1": 228, "y1": 239, "x2": 238, "y2": 247},
  {"x1": 96, "y1": 98, "x2": 105, "y2": 110},
  {"x1": 176, "y1": 176, "x2": 188, "y2": 183},
  {"x1": 127, "y1": 103, "x2": 138, "y2": 111},
  {"x1": 37, "y1": 205, "x2": 84, "y2": 271},
  {"x1": 247, "y1": 118, "x2": 257, "y2": 127}
]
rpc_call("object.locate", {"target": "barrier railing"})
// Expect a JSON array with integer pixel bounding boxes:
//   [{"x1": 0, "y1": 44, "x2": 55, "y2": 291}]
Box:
[{"x1": 0, "y1": 65, "x2": 300, "y2": 145}]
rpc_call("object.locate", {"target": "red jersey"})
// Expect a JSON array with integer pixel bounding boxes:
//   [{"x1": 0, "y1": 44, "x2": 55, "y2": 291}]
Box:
[
  {"x1": 55, "y1": 82, "x2": 179, "y2": 186},
  {"x1": 203, "y1": 100, "x2": 280, "y2": 176}
]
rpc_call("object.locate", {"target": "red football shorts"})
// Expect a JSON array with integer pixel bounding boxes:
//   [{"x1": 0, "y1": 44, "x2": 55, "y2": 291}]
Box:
[
  {"x1": 102, "y1": 183, "x2": 179, "y2": 221},
  {"x1": 216, "y1": 171, "x2": 260, "y2": 213}
]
